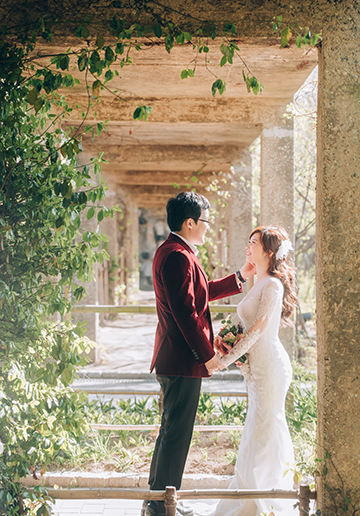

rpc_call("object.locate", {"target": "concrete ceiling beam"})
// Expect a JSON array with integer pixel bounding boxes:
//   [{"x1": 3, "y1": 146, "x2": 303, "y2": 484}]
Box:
[
  {"x1": 81, "y1": 144, "x2": 244, "y2": 163},
  {"x1": 62, "y1": 97, "x2": 292, "y2": 125},
  {"x1": 101, "y1": 169, "x2": 226, "y2": 186},
  {"x1": 101, "y1": 161, "x2": 231, "y2": 174},
  {"x1": 70, "y1": 121, "x2": 261, "y2": 147}
]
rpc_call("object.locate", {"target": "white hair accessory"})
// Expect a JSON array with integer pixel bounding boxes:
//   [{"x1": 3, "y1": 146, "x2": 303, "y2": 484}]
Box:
[{"x1": 276, "y1": 239, "x2": 293, "y2": 260}]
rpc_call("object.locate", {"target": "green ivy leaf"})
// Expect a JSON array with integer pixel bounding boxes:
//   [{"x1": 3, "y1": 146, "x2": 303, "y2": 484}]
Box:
[
  {"x1": 280, "y1": 26, "x2": 292, "y2": 47},
  {"x1": 105, "y1": 46, "x2": 115, "y2": 64},
  {"x1": 75, "y1": 25, "x2": 83, "y2": 38},
  {"x1": 55, "y1": 217, "x2": 64, "y2": 228},
  {"x1": 104, "y1": 69, "x2": 114, "y2": 82},
  {"x1": 61, "y1": 367, "x2": 73, "y2": 384},
  {"x1": 295, "y1": 35, "x2": 302, "y2": 49},
  {"x1": 27, "y1": 87, "x2": 38, "y2": 105},
  {"x1": 154, "y1": 24, "x2": 162, "y2": 38},
  {"x1": 303, "y1": 31, "x2": 311, "y2": 45},
  {"x1": 87, "y1": 207, "x2": 95, "y2": 220},
  {"x1": 34, "y1": 98, "x2": 44, "y2": 113},
  {"x1": 211, "y1": 79, "x2": 226, "y2": 97},
  {"x1": 115, "y1": 42, "x2": 124, "y2": 55},
  {"x1": 59, "y1": 55, "x2": 70, "y2": 71},
  {"x1": 92, "y1": 80, "x2": 101, "y2": 98},
  {"x1": 81, "y1": 27, "x2": 90, "y2": 39},
  {"x1": 224, "y1": 23, "x2": 236, "y2": 35},
  {"x1": 165, "y1": 33, "x2": 174, "y2": 53},
  {"x1": 310, "y1": 34, "x2": 320, "y2": 46},
  {"x1": 181, "y1": 69, "x2": 188, "y2": 79},
  {"x1": 96, "y1": 35, "x2": 105, "y2": 48}
]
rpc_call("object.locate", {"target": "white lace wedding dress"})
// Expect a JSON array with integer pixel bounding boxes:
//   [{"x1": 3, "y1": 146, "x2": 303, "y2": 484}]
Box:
[{"x1": 194, "y1": 276, "x2": 296, "y2": 516}]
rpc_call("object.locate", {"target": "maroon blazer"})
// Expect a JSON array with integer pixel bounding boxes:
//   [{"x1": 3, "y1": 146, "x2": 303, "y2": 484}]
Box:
[{"x1": 150, "y1": 233, "x2": 242, "y2": 377}]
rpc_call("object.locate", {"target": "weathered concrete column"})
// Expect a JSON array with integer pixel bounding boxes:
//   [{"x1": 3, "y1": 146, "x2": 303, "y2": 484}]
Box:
[
  {"x1": 316, "y1": 22, "x2": 360, "y2": 514},
  {"x1": 117, "y1": 187, "x2": 140, "y2": 302},
  {"x1": 260, "y1": 116, "x2": 295, "y2": 358},
  {"x1": 98, "y1": 179, "x2": 118, "y2": 305},
  {"x1": 71, "y1": 150, "x2": 99, "y2": 363},
  {"x1": 226, "y1": 149, "x2": 253, "y2": 303}
]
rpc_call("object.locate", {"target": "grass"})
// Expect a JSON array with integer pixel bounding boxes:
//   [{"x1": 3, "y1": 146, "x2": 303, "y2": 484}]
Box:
[{"x1": 49, "y1": 361, "x2": 317, "y2": 480}]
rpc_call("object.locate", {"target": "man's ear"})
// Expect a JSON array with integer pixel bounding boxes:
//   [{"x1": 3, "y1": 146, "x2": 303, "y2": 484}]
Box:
[{"x1": 183, "y1": 218, "x2": 194, "y2": 230}]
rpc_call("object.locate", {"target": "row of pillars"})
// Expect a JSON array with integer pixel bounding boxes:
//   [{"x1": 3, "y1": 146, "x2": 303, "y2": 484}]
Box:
[{"x1": 73, "y1": 112, "x2": 296, "y2": 359}]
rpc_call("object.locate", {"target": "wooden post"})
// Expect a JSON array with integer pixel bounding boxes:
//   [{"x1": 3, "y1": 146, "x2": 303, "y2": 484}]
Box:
[
  {"x1": 299, "y1": 484, "x2": 310, "y2": 516},
  {"x1": 165, "y1": 486, "x2": 177, "y2": 516}
]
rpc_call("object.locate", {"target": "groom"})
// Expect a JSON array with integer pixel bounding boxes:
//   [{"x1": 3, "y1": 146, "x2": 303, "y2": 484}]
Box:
[{"x1": 146, "y1": 192, "x2": 255, "y2": 516}]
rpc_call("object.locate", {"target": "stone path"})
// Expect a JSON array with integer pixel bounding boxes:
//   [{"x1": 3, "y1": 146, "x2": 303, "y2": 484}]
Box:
[
  {"x1": 52, "y1": 499, "x2": 143, "y2": 516},
  {"x1": 80, "y1": 290, "x2": 226, "y2": 377}
]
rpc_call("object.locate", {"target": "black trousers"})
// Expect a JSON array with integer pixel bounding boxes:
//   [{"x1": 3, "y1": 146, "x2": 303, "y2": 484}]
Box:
[{"x1": 148, "y1": 375, "x2": 202, "y2": 512}]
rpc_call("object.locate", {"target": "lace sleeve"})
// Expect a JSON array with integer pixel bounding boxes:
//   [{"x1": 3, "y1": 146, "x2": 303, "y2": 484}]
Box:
[{"x1": 220, "y1": 281, "x2": 282, "y2": 368}]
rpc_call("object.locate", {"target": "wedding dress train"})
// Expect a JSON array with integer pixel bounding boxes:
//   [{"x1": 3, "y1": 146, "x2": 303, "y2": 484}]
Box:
[{"x1": 194, "y1": 276, "x2": 297, "y2": 516}]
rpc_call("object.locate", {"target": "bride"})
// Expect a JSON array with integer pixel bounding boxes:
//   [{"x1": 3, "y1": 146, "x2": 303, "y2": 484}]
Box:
[{"x1": 198, "y1": 225, "x2": 298, "y2": 516}]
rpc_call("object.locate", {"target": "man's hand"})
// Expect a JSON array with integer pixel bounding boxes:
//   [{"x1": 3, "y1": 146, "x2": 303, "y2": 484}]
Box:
[
  {"x1": 214, "y1": 336, "x2": 232, "y2": 356},
  {"x1": 240, "y1": 261, "x2": 256, "y2": 280},
  {"x1": 205, "y1": 354, "x2": 225, "y2": 375}
]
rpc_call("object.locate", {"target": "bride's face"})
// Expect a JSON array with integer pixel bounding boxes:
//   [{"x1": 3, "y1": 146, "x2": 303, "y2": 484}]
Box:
[{"x1": 245, "y1": 233, "x2": 268, "y2": 265}]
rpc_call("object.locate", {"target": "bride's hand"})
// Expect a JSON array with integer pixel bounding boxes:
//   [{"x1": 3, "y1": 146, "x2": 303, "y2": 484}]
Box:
[{"x1": 240, "y1": 262, "x2": 256, "y2": 279}]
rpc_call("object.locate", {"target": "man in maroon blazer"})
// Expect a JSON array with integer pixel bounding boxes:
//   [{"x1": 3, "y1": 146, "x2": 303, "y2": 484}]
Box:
[{"x1": 145, "y1": 192, "x2": 255, "y2": 516}]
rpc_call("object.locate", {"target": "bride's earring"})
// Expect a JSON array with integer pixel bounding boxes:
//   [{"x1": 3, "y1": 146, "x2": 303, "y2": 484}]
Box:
[{"x1": 265, "y1": 256, "x2": 268, "y2": 260}]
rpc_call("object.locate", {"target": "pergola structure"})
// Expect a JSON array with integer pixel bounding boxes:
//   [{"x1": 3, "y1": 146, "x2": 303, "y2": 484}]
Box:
[
  {"x1": 3, "y1": 0, "x2": 360, "y2": 513},
  {"x1": 57, "y1": 39, "x2": 316, "y2": 357}
]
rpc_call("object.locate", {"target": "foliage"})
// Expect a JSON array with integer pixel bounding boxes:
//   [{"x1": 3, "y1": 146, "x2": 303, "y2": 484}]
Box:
[
  {"x1": 47, "y1": 374, "x2": 317, "y2": 478},
  {"x1": 0, "y1": 28, "x2": 116, "y2": 516},
  {"x1": 49, "y1": 393, "x2": 247, "y2": 471},
  {"x1": 272, "y1": 15, "x2": 322, "y2": 49},
  {"x1": 286, "y1": 361, "x2": 317, "y2": 482}
]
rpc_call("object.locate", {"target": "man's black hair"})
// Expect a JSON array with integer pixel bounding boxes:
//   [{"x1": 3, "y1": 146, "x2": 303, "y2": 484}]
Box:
[{"x1": 166, "y1": 192, "x2": 210, "y2": 232}]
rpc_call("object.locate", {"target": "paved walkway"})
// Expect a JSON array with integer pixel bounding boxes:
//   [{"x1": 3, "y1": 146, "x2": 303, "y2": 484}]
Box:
[
  {"x1": 81, "y1": 291, "x2": 227, "y2": 376},
  {"x1": 52, "y1": 499, "x2": 143, "y2": 515}
]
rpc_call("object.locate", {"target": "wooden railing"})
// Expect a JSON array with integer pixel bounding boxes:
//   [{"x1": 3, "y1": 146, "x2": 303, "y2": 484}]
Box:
[
  {"x1": 72, "y1": 304, "x2": 238, "y2": 314},
  {"x1": 41, "y1": 485, "x2": 316, "y2": 516}
]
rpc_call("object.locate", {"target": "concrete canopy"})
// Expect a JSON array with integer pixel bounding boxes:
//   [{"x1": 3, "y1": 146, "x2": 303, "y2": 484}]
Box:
[{"x1": 55, "y1": 38, "x2": 317, "y2": 187}]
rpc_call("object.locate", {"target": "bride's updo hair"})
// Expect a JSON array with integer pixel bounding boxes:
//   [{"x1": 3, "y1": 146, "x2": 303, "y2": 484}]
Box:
[{"x1": 250, "y1": 225, "x2": 298, "y2": 325}]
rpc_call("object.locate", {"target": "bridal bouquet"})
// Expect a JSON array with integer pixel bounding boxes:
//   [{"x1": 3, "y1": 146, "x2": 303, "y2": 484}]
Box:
[{"x1": 217, "y1": 315, "x2": 248, "y2": 364}]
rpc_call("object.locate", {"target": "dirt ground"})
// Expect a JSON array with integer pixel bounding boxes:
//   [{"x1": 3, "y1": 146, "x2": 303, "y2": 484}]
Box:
[{"x1": 54, "y1": 430, "x2": 238, "y2": 476}]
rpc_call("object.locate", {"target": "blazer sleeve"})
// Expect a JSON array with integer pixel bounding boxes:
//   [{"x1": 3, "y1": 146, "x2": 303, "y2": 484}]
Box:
[
  {"x1": 161, "y1": 250, "x2": 215, "y2": 364},
  {"x1": 208, "y1": 273, "x2": 242, "y2": 301}
]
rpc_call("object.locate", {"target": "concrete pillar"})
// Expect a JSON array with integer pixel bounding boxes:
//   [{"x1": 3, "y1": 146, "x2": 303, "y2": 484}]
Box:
[
  {"x1": 227, "y1": 149, "x2": 253, "y2": 303},
  {"x1": 316, "y1": 23, "x2": 360, "y2": 514},
  {"x1": 98, "y1": 180, "x2": 118, "y2": 304},
  {"x1": 260, "y1": 117, "x2": 295, "y2": 240},
  {"x1": 117, "y1": 188, "x2": 140, "y2": 302},
  {"x1": 72, "y1": 150, "x2": 99, "y2": 362},
  {"x1": 260, "y1": 116, "x2": 295, "y2": 358}
]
